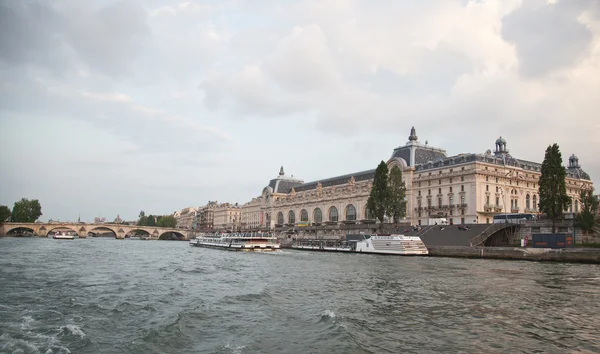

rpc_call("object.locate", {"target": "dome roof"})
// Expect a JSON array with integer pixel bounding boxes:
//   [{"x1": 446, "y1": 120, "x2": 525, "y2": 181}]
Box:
[
  {"x1": 495, "y1": 136, "x2": 506, "y2": 144},
  {"x1": 569, "y1": 154, "x2": 578, "y2": 161}
]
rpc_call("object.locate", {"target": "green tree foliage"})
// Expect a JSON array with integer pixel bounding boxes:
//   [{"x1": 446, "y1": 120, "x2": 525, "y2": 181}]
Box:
[
  {"x1": 157, "y1": 215, "x2": 177, "y2": 228},
  {"x1": 577, "y1": 190, "x2": 599, "y2": 234},
  {"x1": 0, "y1": 205, "x2": 11, "y2": 223},
  {"x1": 11, "y1": 198, "x2": 42, "y2": 223},
  {"x1": 387, "y1": 166, "x2": 407, "y2": 223},
  {"x1": 139, "y1": 210, "x2": 145, "y2": 219},
  {"x1": 367, "y1": 161, "x2": 390, "y2": 224},
  {"x1": 538, "y1": 144, "x2": 571, "y2": 232},
  {"x1": 137, "y1": 214, "x2": 156, "y2": 227}
]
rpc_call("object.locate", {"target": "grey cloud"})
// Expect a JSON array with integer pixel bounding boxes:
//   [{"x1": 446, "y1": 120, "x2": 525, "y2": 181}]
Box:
[
  {"x1": 0, "y1": 1, "x2": 68, "y2": 72},
  {"x1": 502, "y1": 0, "x2": 593, "y2": 77},
  {"x1": 0, "y1": 1, "x2": 150, "y2": 78}
]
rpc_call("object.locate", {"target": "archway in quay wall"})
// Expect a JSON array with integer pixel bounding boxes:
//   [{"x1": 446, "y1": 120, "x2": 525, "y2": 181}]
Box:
[
  {"x1": 158, "y1": 231, "x2": 186, "y2": 240},
  {"x1": 88, "y1": 227, "x2": 118, "y2": 238},
  {"x1": 6, "y1": 227, "x2": 36, "y2": 236}
]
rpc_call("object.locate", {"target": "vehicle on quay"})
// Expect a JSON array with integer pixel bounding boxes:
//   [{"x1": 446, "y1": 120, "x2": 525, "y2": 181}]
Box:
[
  {"x1": 292, "y1": 234, "x2": 428, "y2": 256},
  {"x1": 191, "y1": 233, "x2": 280, "y2": 252},
  {"x1": 493, "y1": 213, "x2": 537, "y2": 224}
]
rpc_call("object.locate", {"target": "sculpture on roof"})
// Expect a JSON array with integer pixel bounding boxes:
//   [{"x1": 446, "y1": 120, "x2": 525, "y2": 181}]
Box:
[
  {"x1": 279, "y1": 166, "x2": 285, "y2": 176},
  {"x1": 409, "y1": 126, "x2": 418, "y2": 141}
]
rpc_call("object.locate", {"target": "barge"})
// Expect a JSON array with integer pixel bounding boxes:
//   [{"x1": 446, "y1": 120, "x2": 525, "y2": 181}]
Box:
[
  {"x1": 190, "y1": 233, "x2": 280, "y2": 252},
  {"x1": 292, "y1": 234, "x2": 428, "y2": 256}
]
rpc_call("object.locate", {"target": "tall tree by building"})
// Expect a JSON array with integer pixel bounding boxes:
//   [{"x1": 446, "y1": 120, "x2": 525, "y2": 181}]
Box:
[
  {"x1": 0, "y1": 205, "x2": 11, "y2": 223},
  {"x1": 538, "y1": 144, "x2": 571, "y2": 233},
  {"x1": 157, "y1": 215, "x2": 177, "y2": 228},
  {"x1": 11, "y1": 198, "x2": 42, "y2": 223},
  {"x1": 387, "y1": 166, "x2": 407, "y2": 223},
  {"x1": 577, "y1": 190, "x2": 599, "y2": 236},
  {"x1": 367, "y1": 161, "x2": 390, "y2": 225}
]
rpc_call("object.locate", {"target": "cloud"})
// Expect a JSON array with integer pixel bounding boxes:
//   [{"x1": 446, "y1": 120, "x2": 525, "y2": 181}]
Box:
[
  {"x1": 1, "y1": 0, "x2": 599, "y2": 221},
  {"x1": 502, "y1": 0, "x2": 594, "y2": 77}
]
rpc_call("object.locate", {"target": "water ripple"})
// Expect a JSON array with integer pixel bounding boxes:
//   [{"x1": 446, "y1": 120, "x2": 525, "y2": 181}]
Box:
[{"x1": 1, "y1": 238, "x2": 599, "y2": 353}]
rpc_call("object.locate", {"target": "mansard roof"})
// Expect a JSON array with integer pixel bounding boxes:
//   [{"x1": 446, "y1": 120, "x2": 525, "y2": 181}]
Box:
[{"x1": 294, "y1": 169, "x2": 376, "y2": 192}]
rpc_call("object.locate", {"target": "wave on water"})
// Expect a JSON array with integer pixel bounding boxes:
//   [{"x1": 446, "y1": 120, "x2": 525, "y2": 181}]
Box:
[
  {"x1": 318, "y1": 309, "x2": 336, "y2": 323},
  {"x1": 60, "y1": 324, "x2": 86, "y2": 338}
]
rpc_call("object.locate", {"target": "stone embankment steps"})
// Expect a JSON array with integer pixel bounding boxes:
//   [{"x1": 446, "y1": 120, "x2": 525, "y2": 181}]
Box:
[{"x1": 419, "y1": 224, "x2": 491, "y2": 247}]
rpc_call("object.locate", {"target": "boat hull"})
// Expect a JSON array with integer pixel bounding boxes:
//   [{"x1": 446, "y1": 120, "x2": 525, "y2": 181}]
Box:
[
  {"x1": 292, "y1": 235, "x2": 429, "y2": 256},
  {"x1": 53, "y1": 235, "x2": 75, "y2": 240},
  {"x1": 195, "y1": 242, "x2": 280, "y2": 252}
]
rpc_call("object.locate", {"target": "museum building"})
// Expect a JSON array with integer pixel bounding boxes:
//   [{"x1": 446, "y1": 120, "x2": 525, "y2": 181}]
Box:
[{"x1": 242, "y1": 128, "x2": 593, "y2": 230}]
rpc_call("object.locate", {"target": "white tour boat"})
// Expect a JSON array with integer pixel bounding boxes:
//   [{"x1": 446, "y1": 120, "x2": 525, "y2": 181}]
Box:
[
  {"x1": 293, "y1": 234, "x2": 428, "y2": 255},
  {"x1": 53, "y1": 231, "x2": 75, "y2": 240},
  {"x1": 192, "y1": 233, "x2": 280, "y2": 252}
]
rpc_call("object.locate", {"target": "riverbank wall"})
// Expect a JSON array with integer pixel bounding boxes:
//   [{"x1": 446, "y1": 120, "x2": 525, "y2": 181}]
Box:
[{"x1": 428, "y1": 246, "x2": 600, "y2": 264}]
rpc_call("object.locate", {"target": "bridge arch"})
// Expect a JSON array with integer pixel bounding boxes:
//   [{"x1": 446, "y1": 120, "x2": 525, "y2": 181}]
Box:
[
  {"x1": 46, "y1": 226, "x2": 79, "y2": 237},
  {"x1": 88, "y1": 226, "x2": 118, "y2": 238},
  {"x1": 6, "y1": 226, "x2": 36, "y2": 236},
  {"x1": 158, "y1": 231, "x2": 186, "y2": 240},
  {"x1": 126, "y1": 228, "x2": 151, "y2": 237}
]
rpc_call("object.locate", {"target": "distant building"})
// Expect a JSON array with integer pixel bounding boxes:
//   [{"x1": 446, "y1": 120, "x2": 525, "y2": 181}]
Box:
[
  {"x1": 197, "y1": 201, "x2": 218, "y2": 231},
  {"x1": 237, "y1": 127, "x2": 594, "y2": 230},
  {"x1": 94, "y1": 217, "x2": 107, "y2": 224},
  {"x1": 174, "y1": 207, "x2": 200, "y2": 229},
  {"x1": 114, "y1": 215, "x2": 123, "y2": 224},
  {"x1": 213, "y1": 202, "x2": 241, "y2": 231},
  {"x1": 241, "y1": 197, "x2": 262, "y2": 230}
]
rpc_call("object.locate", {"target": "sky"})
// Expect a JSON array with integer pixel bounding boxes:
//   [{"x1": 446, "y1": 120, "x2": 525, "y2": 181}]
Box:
[{"x1": 1, "y1": 0, "x2": 599, "y2": 222}]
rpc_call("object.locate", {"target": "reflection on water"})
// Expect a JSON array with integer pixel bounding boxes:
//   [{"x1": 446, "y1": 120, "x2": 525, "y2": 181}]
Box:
[{"x1": 0, "y1": 238, "x2": 599, "y2": 353}]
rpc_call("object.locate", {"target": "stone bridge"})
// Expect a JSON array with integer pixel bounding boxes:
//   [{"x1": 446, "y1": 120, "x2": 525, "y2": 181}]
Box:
[{"x1": 0, "y1": 222, "x2": 189, "y2": 240}]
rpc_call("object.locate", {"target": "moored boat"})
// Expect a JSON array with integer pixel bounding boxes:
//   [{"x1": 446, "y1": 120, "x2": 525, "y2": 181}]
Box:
[
  {"x1": 193, "y1": 233, "x2": 280, "y2": 252},
  {"x1": 292, "y1": 234, "x2": 428, "y2": 255}
]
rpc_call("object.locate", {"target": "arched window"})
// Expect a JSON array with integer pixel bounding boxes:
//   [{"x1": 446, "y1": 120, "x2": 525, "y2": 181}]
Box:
[
  {"x1": 345, "y1": 204, "x2": 356, "y2": 221},
  {"x1": 277, "y1": 212, "x2": 284, "y2": 225},
  {"x1": 288, "y1": 210, "x2": 295, "y2": 224},
  {"x1": 533, "y1": 195, "x2": 537, "y2": 210},
  {"x1": 526, "y1": 194, "x2": 530, "y2": 209},
  {"x1": 329, "y1": 206, "x2": 338, "y2": 222},
  {"x1": 300, "y1": 209, "x2": 308, "y2": 222},
  {"x1": 265, "y1": 213, "x2": 271, "y2": 226},
  {"x1": 313, "y1": 208, "x2": 322, "y2": 224}
]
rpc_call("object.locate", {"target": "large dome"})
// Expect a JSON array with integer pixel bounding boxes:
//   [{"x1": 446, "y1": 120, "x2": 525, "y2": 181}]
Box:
[{"x1": 495, "y1": 136, "x2": 507, "y2": 144}]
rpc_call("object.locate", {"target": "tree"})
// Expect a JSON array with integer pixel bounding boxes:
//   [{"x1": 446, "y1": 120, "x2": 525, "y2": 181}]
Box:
[
  {"x1": 137, "y1": 215, "x2": 148, "y2": 226},
  {"x1": 139, "y1": 210, "x2": 145, "y2": 219},
  {"x1": 367, "y1": 161, "x2": 390, "y2": 225},
  {"x1": 0, "y1": 205, "x2": 11, "y2": 223},
  {"x1": 387, "y1": 166, "x2": 407, "y2": 223},
  {"x1": 577, "y1": 190, "x2": 599, "y2": 236},
  {"x1": 538, "y1": 144, "x2": 571, "y2": 233},
  {"x1": 11, "y1": 198, "x2": 42, "y2": 223},
  {"x1": 157, "y1": 215, "x2": 177, "y2": 228}
]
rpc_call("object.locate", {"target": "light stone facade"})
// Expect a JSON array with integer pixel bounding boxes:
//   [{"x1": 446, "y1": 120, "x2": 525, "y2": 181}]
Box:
[
  {"x1": 213, "y1": 202, "x2": 241, "y2": 231},
  {"x1": 238, "y1": 128, "x2": 594, "y2": 230},
  {"x1": 240, "y1": 197, "x2": 263, "y2": 230},
  {"x1": 174, "y1": 206, "x2": 200, "y2": 229}
]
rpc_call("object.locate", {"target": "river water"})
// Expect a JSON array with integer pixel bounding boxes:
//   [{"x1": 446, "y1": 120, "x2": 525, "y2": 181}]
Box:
[{"x1": 1, "y1": 237, "x2": 599, "y2": 354}]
